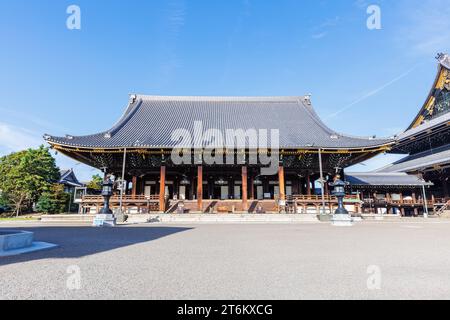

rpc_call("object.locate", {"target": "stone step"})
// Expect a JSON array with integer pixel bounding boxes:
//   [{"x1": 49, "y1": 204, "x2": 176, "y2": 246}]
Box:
[
  {"x1": 40, "y1": 214, "x2": 96, "y2": 223},
  {"x1": 439, "y1": 210, "x2": 450, "y2": 218},
  {"x1": 127, "y1": 214, "x2": 320, "y2": 224}
]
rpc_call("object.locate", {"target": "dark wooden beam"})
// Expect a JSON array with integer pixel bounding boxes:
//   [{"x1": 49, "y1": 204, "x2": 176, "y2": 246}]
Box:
[{"x1": 132, "y1": 176, "x2": 137, "y2": 198}]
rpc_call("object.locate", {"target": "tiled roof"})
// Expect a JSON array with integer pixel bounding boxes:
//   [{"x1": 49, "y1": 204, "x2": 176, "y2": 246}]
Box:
[
  {"x1": 397, "y1": 112, "x2": 450, "y2": 142},
  {"x1": 378, "y1": 144, "x2": 450, "y2": 173},
  {"x1": 59, "y1": 169, "x2": 84, "y2": 187},
  {"x1": 45, "y1": 95, "x2": 392, "y2": 149},
  {"x1": 346, "y1": 172, "x2": 432, "y2": 186}
]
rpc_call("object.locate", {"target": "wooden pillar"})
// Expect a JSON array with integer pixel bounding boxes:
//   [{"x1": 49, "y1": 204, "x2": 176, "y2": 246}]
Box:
[
  {"x1": 278, "y1": 166, "x2": 285, "y2": 200},
  {"x1": 306, "y1": 172, "x2": 311, "y2": 196},
  {"x1": 242, "y1": 166, "x2": 248, "y2": 211},
  {"x1": 197, "y1": 166, "x2": 203, "y2": 212},
  {"x1": 250, "y1": 174, "x2": 255, "y2": 200},
  {"x1": 189, "y1": 174, "x2": 194, "y2": 200},
  {"x1": 159, "y1": 166, "x2": 166, "y2": 212},
  {"x1": 441, "y1": 179, "x2": 449, "y2": 198},
  {"x1": 132, "y1": 176, "x2": 137, "y2": 198}
]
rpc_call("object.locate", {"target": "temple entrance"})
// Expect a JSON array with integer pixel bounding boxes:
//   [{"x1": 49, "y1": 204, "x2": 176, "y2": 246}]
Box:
[{"x1": 112, "y1": 165, "x2": 347, "y2": 213}]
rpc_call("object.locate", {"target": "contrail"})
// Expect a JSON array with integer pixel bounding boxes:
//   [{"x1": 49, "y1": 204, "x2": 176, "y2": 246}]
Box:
[{"x1": 327, "y1": 63, "x2": 422, "y2": 119}]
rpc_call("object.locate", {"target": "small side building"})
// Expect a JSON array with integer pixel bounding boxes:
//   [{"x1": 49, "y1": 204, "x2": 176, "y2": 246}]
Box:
[
  {"x1": 59, "y1": 169, "x2": 84, "y2": 193},
  {"x1": 345, "y1": 172, "x2": 433, "y2": 216}
]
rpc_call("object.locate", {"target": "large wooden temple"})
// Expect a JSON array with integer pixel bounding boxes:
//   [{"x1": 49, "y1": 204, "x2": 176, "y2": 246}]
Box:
[
  {"x1": 44, "y1": 95, "x2": 393, "y2": 214},
  {"x1": 44, "y1": 53, "x2": 450, "y2": 216}
]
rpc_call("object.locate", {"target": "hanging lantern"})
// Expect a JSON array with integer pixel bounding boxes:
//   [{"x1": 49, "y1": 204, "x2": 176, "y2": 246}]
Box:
[
  {"x1": 253, "y1": 176, "x2": 263, "y2": 186},
  {"x1": 179, "y1": 175, "x2": 190, "y2": 186},
  {"x1": 215, "y1": 177, "x2": 227, "y2": 186}
]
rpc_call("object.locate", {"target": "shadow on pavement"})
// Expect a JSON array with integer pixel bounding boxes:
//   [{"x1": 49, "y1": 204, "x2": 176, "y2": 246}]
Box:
[{"x1": 0, "y1": 225, "x2": 193, "y2": 266}]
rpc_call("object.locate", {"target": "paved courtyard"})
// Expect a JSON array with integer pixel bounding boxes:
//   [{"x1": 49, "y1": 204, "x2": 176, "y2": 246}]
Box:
[{"x1": 1, "y1": 221, "x2": 450, "y2": 300}]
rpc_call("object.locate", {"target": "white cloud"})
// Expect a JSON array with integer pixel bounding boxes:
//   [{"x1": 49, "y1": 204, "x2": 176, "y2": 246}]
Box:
[
  {"x1": 311, "y1": 32, "x2": 327, "y2": 40},
  {"x1": 354, "y1": 0, "x2": 370, "y2": 9},
  {"x1": 327, "y1": 64, "x2": 421, "y2": 119},
  {"x1": 0, "y1": 122, "x2": 43, "y2": 154},
  {"x1": 0, "y1": 122, "x2": 99, "y2": 182},
  {"x1": 311, "y1": 16, "x2": 340, "y2": 40},
  {"x1": 158, "y1": 0, "x2": 187, "y2": 87},
  {"x1": 397, "y1": 0, "x2": 450, "y2": 56}
]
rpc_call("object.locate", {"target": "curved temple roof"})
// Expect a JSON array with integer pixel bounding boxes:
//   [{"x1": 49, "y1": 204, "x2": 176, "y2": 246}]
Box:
[
  {"x1": 407, "y1": 53, "x2": 450, "y2": 131},
  {"x1": 346, "y1": 172, "x2": 432, "y2": 187},
  {"x1": 389, "y1": 53, "x2": 450, "y2": 154},
  {"x1": 45, "y1": 95, "x2": 392, "y2": 150},
  {"x1": 378, "y1": 144, "x2": 450, "y2": 174}
]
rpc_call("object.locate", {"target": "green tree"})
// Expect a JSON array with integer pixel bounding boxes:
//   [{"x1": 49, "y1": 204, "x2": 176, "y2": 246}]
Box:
[
  {"x1": 0, "y1": 145, "x2": 60, "y2": 216},
  {"x1": 36, "y1": 184, "x2": 70, "y2": 214},
  {"x1": 0, "y1": 192, "x2": 10, "y2": 210},
  {"x1": 86, "y1": 174, "x2": 103, "y2": 190}
]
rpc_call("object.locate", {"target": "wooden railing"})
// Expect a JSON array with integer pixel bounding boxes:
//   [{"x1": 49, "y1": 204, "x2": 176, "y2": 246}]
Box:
[
  {"x1": 79, "y1": 193, "x2": 445, "y2": 215},
  {"x1": 82, "y1": 195, "x2": 160, "y2": 203},
  {"x1": 437, "y1": 200, "x2": 450, "y2": 216},
  {"x1": 291, "y1": 195, "x2": 360, "y2": 202}
]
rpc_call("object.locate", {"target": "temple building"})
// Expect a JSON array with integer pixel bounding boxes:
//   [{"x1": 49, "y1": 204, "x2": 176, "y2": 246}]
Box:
[
  {"x1": 344, "y1": 172, "x2": 433, "y2": 216},
  {"x1": 59, "y1": 168, "x2": 84, "y2": 193},
  {"x1": 375, "y1": 53, "x2": 450, "y2": 206},
  {"x1": 337, "y1": 53, "x2": 450, "y2": 216},
  {"x1": 44, "y1": 95, "x2": 392, "y2": 214},
  {"x1": 43, "y1": 54, "x2": 450, "y2": 216}
]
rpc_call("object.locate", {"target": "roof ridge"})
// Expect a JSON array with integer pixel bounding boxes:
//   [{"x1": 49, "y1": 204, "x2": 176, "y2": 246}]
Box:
[{"x1": 134, "y1": 94, "x2": 306, "y2": 103}]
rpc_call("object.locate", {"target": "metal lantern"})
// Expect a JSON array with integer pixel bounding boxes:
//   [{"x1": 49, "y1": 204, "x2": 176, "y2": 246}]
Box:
[
  {"x1": 99, "y1": 177, "x2": 113, "y2": 214},
  {"x1": 253, "y1": 176, "x2": 263, "y2": 186},
  {"x1": 215, "y1": 177, "x2": 227, "y2": 186},
  {"x1": 179, "y1": 175, "x2": 190, "y2": 186},
  {"x1": 330, "y1": 176, "x2": 349, "y2": 215}
]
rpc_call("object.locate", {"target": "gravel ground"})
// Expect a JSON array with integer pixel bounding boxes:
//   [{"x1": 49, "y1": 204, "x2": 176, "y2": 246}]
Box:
[{"x1": 1, "y1": 221, "x2": 450, "y2": 300}]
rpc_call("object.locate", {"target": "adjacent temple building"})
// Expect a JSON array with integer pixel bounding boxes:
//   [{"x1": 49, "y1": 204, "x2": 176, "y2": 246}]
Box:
[
  {"x1": 379, "y1": 53, "x2": 450, "y2": 197},
  {"x1": 344, "y1": 53, "x2": 450, "y2": 216},
  {"x1": 44, "y1": 53, "x2": 450, "y2": 216}
]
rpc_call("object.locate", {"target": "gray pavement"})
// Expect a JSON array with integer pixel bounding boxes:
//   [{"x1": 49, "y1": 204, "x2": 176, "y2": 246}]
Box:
[{"x1": 1, "y1": 221, "x2": 450, "y2": 300}]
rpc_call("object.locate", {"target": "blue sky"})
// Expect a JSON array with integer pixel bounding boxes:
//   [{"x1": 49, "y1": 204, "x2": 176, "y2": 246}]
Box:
[{"x1": 0, "y1": 0, "x2": 449, "y2": 181}]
